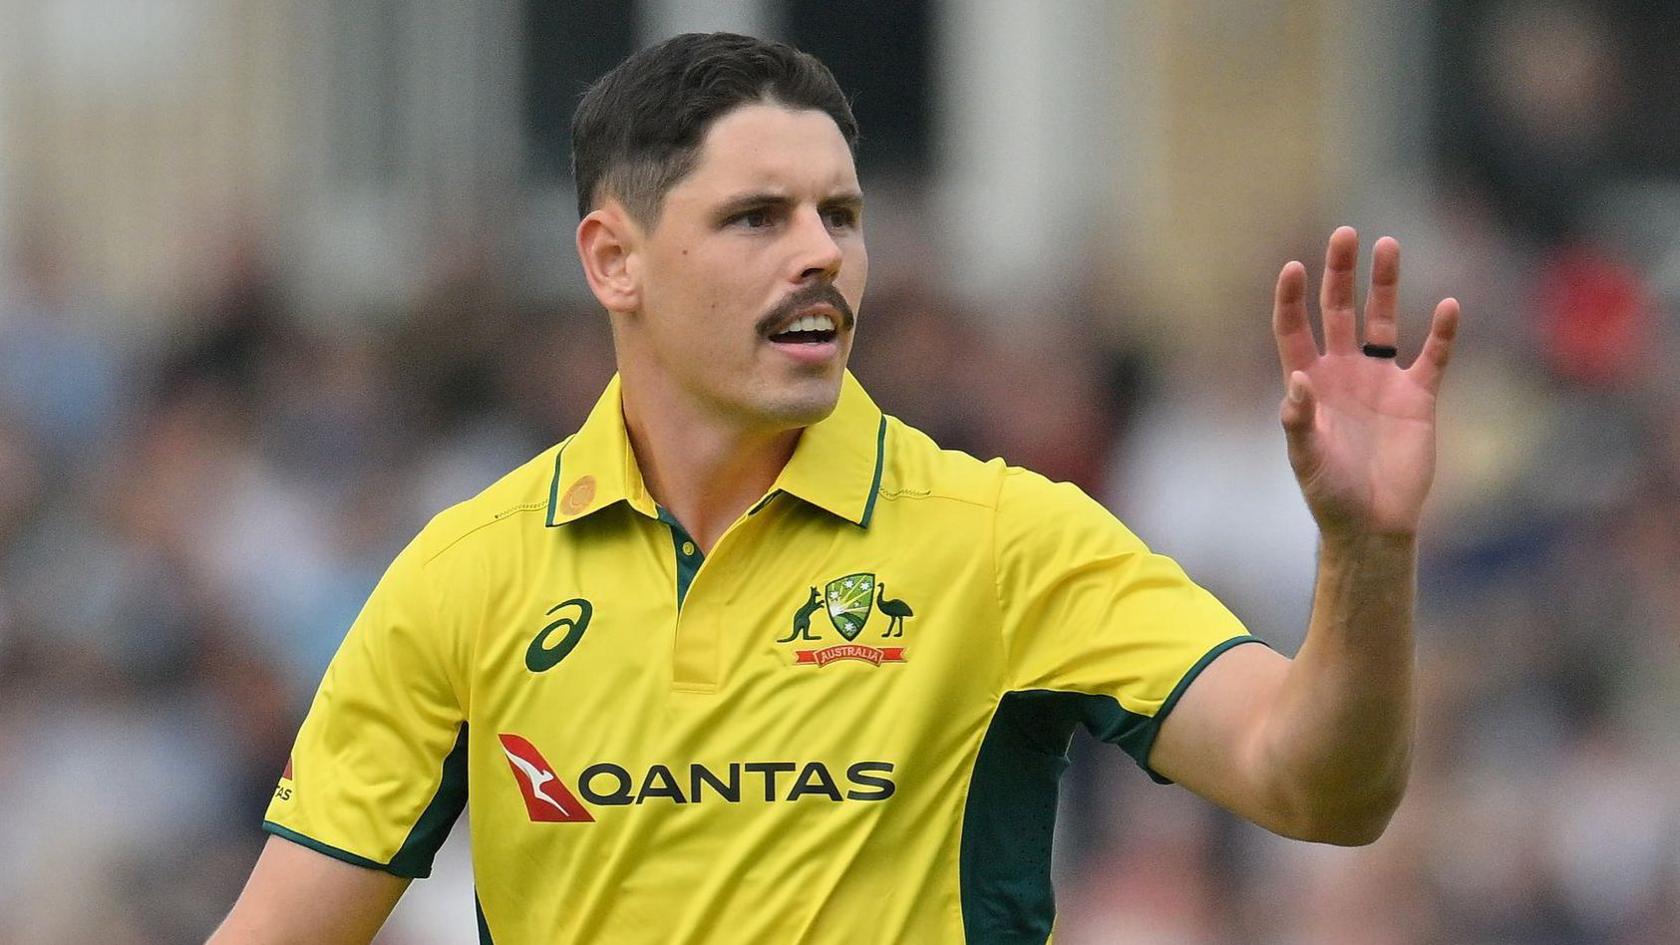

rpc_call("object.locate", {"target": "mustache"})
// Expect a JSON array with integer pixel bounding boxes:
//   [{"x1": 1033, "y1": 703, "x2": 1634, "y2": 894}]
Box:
[{"x1": 755, "y1": 283, "x2": 856, "y2": 337}]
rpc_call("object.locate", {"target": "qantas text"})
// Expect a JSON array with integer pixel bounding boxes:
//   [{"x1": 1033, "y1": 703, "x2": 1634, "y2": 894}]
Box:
[{"x1": 575, "y1": 760, "x2": 896, "y2": 806}]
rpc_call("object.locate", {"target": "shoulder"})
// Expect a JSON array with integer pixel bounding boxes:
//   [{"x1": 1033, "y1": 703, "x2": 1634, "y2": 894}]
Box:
[
  {"x1": 407, "y1": 437, "x2": 572, "y2": 566},
  {"x1": 997, "y1": 464, "x2": 1124, "y2": 530},
  {"x1": 876, "y1": 416, "x2": 1006, "y2": 511},
  {"x1": 883, "y1": 418, "x2": 1148, "y2": 572},
  {"x1": 880, "y1": 416, "x2": 1125, "y2": 531}
]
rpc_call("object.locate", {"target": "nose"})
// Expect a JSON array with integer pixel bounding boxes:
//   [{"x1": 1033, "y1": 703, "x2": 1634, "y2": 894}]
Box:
[{"x1": 790, "y1": 206, "x2": 843, "y2": 283}]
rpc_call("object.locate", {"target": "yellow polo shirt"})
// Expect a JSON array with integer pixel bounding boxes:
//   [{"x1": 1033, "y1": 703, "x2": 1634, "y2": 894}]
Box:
[{"x1": 265, "y1": 371, "x2": 1259, "y2": 944}]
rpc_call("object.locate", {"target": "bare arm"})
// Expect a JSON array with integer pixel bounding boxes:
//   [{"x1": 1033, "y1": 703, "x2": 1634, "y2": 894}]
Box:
[
  {"x1": 206, "y1": 836, "x2": 409, "y2": 945},
  {"x1": 1149, "y1": 534, "x2": 1416, "y2": 844},
  {"x1": 1148, "y1": 228, "x2": 1458, "y2": 845}
]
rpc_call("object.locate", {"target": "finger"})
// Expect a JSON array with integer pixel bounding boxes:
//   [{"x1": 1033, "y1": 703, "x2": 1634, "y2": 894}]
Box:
[
  {"x1": 1408, "y1": 297, "x2": 1461, "y2": 392},
  {"x1": 1279, "y1": 370, "x2": 1318, "y2": 470},
  {"x1": 1363, "y1": 236, "x2": 1400, "y2": 349},
  {"x1": 1272, "y1": 260, "x2": 1319, "y2": 381},
  {"x1": 1319, "y1": 226, "x2": 1360, "y2": 354}
]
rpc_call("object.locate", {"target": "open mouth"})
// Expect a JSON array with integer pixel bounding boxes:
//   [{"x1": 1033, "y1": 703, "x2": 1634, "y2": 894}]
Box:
[{"x1": 767, "y1": 312, "x2": 839, "y2": 346}]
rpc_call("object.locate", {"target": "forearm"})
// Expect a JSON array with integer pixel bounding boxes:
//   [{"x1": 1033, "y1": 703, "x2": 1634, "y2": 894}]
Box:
[{"x1": 1259, "y1": 530, "x2": 1417, "y2": 842}]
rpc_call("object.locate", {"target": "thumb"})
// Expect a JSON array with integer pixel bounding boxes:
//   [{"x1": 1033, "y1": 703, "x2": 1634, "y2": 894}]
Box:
[{"x1": 1279, "y1": 370, "x2": 1317, "y2": 453}]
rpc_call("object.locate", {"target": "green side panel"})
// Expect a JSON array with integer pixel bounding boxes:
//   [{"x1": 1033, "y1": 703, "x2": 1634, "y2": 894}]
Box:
[
  {"x1": 959, "y1": 638, "x2": 1270, "y2": 940},
  {"x1": 1085, "y1": 635, "x2": 1266, "y2": 784},
  {"x1": 959, "y1": 690, "x2": 1086, "y2": 944},
  {"x1": 476, "y1": 893, "x2": 495, "y2": 944},
  {"x1": 261, "y1": 821, "x2": 393, "y2": 874},
  {"x1": 657, "y1": 508, "x2": 704, "y2": 609},
  {"x1": 387, "y1": 724, "x2": 470, "y2": 878}
]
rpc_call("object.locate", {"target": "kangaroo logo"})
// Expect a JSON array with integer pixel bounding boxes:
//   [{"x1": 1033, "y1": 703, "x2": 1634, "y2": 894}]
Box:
[{"x1": 777, "y1": 586, "x2": 825, "y2": 643}]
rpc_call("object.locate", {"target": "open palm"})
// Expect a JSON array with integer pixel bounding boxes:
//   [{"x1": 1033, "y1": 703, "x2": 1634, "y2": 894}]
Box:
[{"x1": 1273, "y1": 228, "x2": 1460, "y2": 538}]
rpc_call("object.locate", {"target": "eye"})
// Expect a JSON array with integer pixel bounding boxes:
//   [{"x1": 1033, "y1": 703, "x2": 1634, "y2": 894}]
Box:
[
  {"x1": 730, "y1": 208, "x2": 774, "y2": 229},
  {"x1": 824, "y1": 207, "x2": 859, "y2": 229}
]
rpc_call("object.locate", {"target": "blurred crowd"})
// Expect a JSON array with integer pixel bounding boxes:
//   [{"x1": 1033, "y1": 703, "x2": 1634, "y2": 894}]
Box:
[
  {"x1": 1, "y1": 202, "x2": 1676, "y2": 945},
  {"x1": 3, "y1": 4, "x2": 1680, "y2": 945}
]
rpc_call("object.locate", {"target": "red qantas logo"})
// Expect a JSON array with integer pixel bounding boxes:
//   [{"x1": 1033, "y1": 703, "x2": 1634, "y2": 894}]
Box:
[{"x1": 498, "y1": 733, "x2": 594, "y2": 823}]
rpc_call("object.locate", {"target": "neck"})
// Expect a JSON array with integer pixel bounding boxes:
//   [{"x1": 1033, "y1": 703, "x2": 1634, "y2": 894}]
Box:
[{"x1": 618, "y1": 372, "x2": 801, "y2": 553}]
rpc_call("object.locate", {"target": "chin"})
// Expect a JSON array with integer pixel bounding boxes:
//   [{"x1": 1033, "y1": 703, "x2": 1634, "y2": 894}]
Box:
[{"x1": 753, "y1": 378, "x2": 842, "y2": 428}]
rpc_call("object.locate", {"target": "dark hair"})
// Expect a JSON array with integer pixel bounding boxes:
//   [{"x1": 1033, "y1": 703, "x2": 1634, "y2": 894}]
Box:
[{"x1": 571, "y1": 32, "x2": 859, "y2": 225}]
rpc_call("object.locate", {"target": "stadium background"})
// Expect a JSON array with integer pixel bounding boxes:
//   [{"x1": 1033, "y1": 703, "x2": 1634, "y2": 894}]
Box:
[{"x1": 1, "y1": 1, "x2": 1677, "y2": 942}]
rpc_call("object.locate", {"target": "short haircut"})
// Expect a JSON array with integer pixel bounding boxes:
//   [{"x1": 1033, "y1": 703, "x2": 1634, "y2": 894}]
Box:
[{"x1": 571, "y1": 32, "x2": 859, "y2": 226}]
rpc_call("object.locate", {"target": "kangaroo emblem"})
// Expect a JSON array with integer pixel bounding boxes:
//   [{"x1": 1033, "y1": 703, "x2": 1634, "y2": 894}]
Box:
[
  {"x1": 778, "y1": 586, "x2": 825, "y2": 643},
  {"x1": 877, "y1": 583, "x2": 913, "y2": 638}
]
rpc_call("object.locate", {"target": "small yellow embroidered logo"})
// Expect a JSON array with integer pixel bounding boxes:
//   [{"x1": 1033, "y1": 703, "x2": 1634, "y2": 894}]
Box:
[{"x1": 561, "y1": 476, "x2": 597, "y2": 515}]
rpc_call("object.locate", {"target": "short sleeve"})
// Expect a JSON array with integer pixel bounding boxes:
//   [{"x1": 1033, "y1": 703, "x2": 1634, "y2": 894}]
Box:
[
  {"x1": 263, "y1": 531, "x2": 470, "y2": 877},
  {"x1": 993, "y1": 467, "x2": 1262, "y2": 780}
]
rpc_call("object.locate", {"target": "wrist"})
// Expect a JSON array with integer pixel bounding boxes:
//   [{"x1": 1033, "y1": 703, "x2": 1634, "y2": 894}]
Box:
[{"x1": 1318, "y1": 528, "x2": 1418, "y2": 560}]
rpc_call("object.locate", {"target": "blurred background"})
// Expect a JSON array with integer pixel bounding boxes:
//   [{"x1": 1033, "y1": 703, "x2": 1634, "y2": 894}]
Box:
[{"x1": 1, "y1": 0, "x2": 1677, "y2": 942}]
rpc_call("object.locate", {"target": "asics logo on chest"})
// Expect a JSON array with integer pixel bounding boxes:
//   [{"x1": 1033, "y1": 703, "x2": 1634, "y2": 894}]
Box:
[{"x1": 526, "y1": 598, "x2": 593, "y2": 672}]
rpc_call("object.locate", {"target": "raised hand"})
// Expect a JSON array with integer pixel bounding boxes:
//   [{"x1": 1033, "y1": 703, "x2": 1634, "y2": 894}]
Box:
[{"x1": 1273, "y1": 227, "x2": 1460, "y2": 539}]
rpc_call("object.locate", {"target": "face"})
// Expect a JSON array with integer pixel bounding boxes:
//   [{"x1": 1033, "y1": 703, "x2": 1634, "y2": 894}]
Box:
[{"x1": 611, "y1": 103, "x2": 867, "y2": 430}]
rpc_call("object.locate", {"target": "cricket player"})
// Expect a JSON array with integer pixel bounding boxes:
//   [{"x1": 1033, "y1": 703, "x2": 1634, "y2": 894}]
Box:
[{"x1": 210, "y1": 31, "x2": 1460, "y2": 944}]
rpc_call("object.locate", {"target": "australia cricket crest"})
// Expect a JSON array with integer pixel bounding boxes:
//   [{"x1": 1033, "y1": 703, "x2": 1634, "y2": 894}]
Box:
[
  {"x1": 777, "y1": 572, "x2": 913, "y2": 668},
  {"x1": 824, "y1": 572, "x2": 875, "y2": 640}
]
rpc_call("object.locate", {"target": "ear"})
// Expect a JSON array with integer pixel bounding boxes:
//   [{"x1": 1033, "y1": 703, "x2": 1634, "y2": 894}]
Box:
[{"x1": 576, "y1": 201, "x2": 642, "y2": 314}]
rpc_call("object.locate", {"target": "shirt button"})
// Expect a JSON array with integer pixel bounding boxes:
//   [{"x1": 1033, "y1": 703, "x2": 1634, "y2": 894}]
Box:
[{"x1": 681, "y1": 541, "x2": 697, "y2": 557}]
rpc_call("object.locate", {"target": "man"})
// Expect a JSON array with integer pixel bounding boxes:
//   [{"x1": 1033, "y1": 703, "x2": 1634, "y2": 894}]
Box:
[{"x1": 211, "y1": 32, "x2": 1459, "y2": 945}]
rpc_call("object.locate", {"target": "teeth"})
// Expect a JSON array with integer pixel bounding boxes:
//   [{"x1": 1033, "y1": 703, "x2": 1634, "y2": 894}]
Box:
[{"x1": 784, "y1": 313, "x2": 835, "y2": 334}]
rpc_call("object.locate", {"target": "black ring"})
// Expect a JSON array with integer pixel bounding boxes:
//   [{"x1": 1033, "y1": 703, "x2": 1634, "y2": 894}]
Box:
[{"x1": 1361, "y1": 343, "x2": 1398, "y2": 359}]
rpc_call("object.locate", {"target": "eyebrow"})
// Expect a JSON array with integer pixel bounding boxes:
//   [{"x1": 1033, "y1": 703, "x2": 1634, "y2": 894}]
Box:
[{"x1": 713, "y1": 190, "x2": 865, "y2": 221}]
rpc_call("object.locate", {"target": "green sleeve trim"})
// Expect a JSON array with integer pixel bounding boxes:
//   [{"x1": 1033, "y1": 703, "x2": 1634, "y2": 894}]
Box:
[
  {"x1": 1158, "y1": 635, "x2": 1267, "y2": 724},
  {"x1": 1113, "y1": 634, "x2": 1267, "y2": 784},
  {"x1": 262, "y1": 821, "x2": 398, "y2": 875},
  {"x1": 858, "y1": 415, "x2": 887, "y2": 528},
  {"x1": 264, "y1": 730, "x2": 468, "y2": 880}
]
